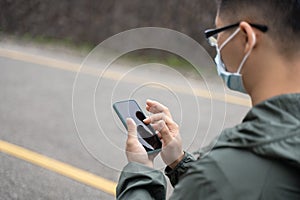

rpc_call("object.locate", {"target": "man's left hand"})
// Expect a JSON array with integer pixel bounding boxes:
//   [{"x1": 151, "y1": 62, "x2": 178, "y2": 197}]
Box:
[{"x1": 125, "y1": 118, "x2": 156, "y2": 168}]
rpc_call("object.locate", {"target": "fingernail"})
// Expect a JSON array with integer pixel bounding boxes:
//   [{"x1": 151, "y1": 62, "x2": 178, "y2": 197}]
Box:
[{"x1": 143, "y1": 117, "x2": 150, "y2": 122}]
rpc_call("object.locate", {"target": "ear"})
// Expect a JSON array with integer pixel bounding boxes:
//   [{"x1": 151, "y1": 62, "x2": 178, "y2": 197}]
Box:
[{"x1": 239, "y1": 21, "x2": 257, "y2": 53}]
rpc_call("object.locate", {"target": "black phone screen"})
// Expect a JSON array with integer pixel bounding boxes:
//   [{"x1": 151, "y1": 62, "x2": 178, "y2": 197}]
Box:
[{"x1": 113, "y1": 100, "x2": 162, "y2": 153}]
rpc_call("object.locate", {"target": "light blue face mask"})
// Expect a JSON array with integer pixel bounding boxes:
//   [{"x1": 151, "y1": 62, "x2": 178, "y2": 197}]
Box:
[{"x1": 214, "y1": 28, "x2": 256, "y2": 94}]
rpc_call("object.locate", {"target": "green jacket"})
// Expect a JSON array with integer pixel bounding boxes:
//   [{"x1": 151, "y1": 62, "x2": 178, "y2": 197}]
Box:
[{"x1": 116, "y1": 94, "x2": 300, "y2": 200}]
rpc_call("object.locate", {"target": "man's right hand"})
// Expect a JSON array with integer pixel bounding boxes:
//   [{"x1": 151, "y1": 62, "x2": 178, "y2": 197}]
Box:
[{"x1": 143, "y1": 99, "x2": 184, "y2": 169}]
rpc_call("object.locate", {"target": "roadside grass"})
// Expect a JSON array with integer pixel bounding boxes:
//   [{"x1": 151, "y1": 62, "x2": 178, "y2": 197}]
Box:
[
  {"x1": 21, "y1": 33, "x2": 94, "y2": 54},
  {"x1": 0, "y1": 33, "x2": 215, "y2": 79},
  {"x1": 117, "y1": 50, "x2": 204, "y2": 79}
]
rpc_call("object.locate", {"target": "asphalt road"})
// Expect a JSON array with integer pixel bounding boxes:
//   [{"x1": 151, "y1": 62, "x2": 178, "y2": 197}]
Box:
[{"x1": 0, "y1": 41, "x2": 250, "y2": 199}]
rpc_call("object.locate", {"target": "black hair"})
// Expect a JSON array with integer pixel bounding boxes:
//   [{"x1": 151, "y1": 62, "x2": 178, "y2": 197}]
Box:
[{"x1": 216, "y1": 0, "x2": 300, "y2": 55}]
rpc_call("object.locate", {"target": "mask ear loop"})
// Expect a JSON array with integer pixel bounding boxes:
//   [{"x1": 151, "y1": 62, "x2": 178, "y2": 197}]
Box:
[
  {"x1": 219, "y1": 28, "x2": 241, "y2": 50},
  {"x1": 236, "y1": 32, "x2": 256, "y2": 74}
]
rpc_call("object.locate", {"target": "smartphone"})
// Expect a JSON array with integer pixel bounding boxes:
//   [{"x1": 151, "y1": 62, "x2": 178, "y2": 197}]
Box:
[{"x1": 113, "y1": 100, "x2": 162, "y2": 154}]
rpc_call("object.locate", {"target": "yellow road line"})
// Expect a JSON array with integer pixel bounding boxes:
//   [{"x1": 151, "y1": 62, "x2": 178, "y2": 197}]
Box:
[
  {"x1": 0, "y1": 47, "x2": 249, "y2": 196},
  {"x1": 0, "y1": 48, "x2": 81, "y2": 72},
  {"x1": 0, "y1": 140, "x2": 117, "y2": 196},
  {"x1": 0, "y1": 48, "x2": 251, "y2": 107}
]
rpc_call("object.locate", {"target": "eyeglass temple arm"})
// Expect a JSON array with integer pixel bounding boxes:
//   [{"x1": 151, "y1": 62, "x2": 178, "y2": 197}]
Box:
[
  {"x1": 204, "y1": 23, "x2": 268, "y2": 38},
  {"x1": 204, "y1": 23, "x2": 240, "y2": 38}
]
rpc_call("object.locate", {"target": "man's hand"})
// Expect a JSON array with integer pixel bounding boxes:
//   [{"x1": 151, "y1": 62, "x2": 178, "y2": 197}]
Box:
[
  {"x1": 125, "y1": 118, "x2": 156, "y2": 168},
  {"x1": 143, "y1": 100, "x2": 184, "y2": 169}
]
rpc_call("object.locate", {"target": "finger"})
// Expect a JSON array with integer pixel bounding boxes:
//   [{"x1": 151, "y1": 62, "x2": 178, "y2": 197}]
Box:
[
  {"x1": 143, "y1": 116, "x2": 151, "y2": 124},
  {"x1": 146, "y1": 99, "x2": 172, "y2": 118},
  {"x1": 146, "y1": 99, "x2": 168, "y2": 114},
  {"x1": 157, "y1": 132, "x2": 162, "y2": 140},
  {"x1": 126, "y1": 118, "x2": 137, "y2": 139},
  {"x1": 157, "y1": 120, "x2": 172, "y2": 145},
  {"x1": 144, "y1": 113, "x2": 172, "y2": 125}
]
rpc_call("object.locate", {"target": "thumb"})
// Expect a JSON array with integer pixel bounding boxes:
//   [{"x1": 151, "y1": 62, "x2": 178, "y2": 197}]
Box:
[{"x1": 126, "y1": 118, "x2": 137, "y2": 138}]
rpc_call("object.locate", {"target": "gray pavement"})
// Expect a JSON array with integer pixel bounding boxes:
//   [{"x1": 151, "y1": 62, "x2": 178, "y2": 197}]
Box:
[{"x1": 0, "y1": 40, "x2": 250, "y2": 199}]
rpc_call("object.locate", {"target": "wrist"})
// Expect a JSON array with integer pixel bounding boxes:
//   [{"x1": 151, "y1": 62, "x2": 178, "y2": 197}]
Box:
[{"x1": 168, "y1": 152, "x2": 185, "y2": 169}]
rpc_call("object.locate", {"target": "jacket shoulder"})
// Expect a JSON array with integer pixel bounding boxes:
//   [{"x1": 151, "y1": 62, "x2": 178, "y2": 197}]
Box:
[{"x1": 173, "y1": 148, "x2": 300, "y2": 200}]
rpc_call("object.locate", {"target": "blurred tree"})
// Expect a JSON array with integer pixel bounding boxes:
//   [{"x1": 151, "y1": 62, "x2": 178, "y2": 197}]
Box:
[{"x1": 0, "y1": 0, "x2": 216, "y2": 52}]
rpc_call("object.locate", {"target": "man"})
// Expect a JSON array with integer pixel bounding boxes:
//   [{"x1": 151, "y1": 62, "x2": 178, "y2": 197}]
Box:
[{"x1": 116, "y1": 0, "x2": 300, "y2": 199}]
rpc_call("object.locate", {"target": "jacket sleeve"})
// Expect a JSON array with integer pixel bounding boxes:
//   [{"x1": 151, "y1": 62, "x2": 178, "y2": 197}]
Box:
[
  {"x1": 167, "y1": 154, "x2": 222, "y2": 200},
  {"x1": 116, "y1": 162, "x2": 167, "y2": 200},
  {"x1": 164, "y1": 152, "x2": 196, "y2": 187}
]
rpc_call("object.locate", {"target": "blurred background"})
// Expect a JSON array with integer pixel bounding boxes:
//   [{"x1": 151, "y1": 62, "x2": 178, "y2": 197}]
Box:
[
  {"x1": 0, "y1": 0, "x2": 217, "y2": 54},
  {"x1": 0, "y1": 1, "x2": 251, "y2": 200}
]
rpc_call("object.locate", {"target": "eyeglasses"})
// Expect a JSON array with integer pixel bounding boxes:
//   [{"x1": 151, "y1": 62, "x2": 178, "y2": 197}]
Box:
[{"x1": 204, "y1": 22, "x2": 268, "y2": 46}]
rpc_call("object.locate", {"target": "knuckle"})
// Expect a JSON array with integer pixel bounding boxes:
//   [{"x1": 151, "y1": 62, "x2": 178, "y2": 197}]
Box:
[
  {"x1": 174, "y1": 123, "x2": 179, "y2": 129},
  {"x1": 126, "y1": 139, "x2": 135, "y2": 146},
  {"x1": 127, "y1": 128, "x2": 134, "y2": 132},
  {"x1": 162, "y1": 114, "x2": 167, "y2": 121},
  {"x1": 163, "y1": 106, "x2": 169, "y2": 112},
  {"x1": 148, "y1": 115, "x2": 153, "y2": 122},
  {"x1": 171, "y1": 119, "x2": 179, "y2": 127},
  {"x1": 153, "y1": 105, "x2": 160, "y2": 111},
  {"x1": 151, "y1": 113, "x2": 163, "y2": 121},
  {"x1": 158, "y1": 120, "x2": 165, "y2": 129},
  {"x1": 158, "y1": 119, "x2": 165, "y2": 124}
]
